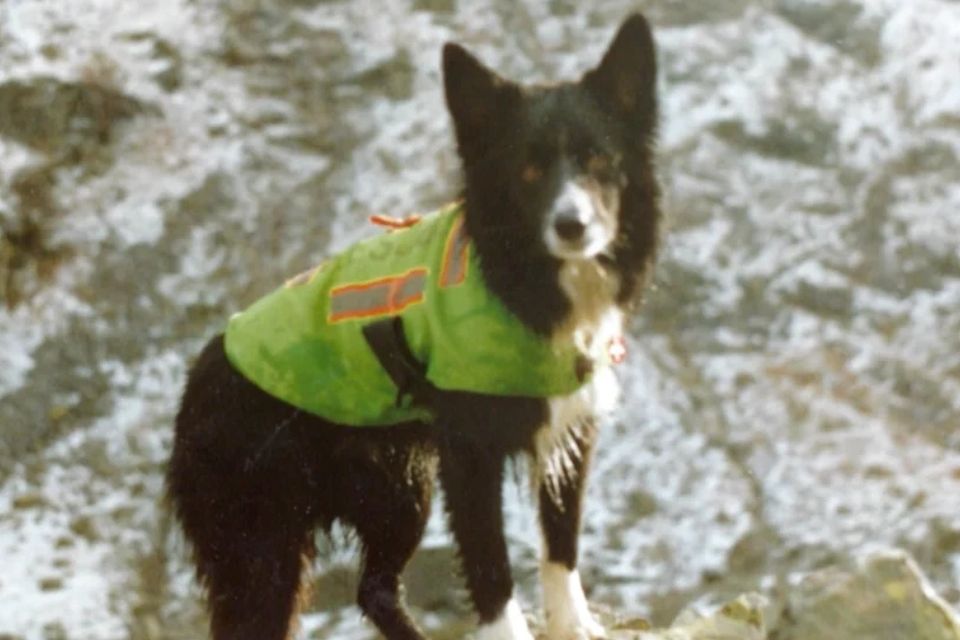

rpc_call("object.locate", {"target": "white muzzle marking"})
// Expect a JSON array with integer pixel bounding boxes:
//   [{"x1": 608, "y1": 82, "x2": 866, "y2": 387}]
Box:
[{"x1": 545, "y1": 181, "x2": 613, "y2": 260}]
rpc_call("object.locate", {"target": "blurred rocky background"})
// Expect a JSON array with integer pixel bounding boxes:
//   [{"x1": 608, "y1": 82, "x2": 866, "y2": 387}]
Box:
[{"x1": 1, "y1": 0, "x2": 959, "y2": 638}]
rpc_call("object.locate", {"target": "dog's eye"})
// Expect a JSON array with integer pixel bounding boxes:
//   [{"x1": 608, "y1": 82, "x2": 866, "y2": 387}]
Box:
[{"x1": 521, "y1": 163, "x2": 543, "y2": 183}]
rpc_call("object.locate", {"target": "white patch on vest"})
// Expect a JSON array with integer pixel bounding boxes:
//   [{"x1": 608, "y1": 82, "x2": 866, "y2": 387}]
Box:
[
  {"x1": 472, "y1": 598, "x2": 534, "y2": 640},
  {"x1": 541, "y1": 562, "x2": 606, "y2": 639}
]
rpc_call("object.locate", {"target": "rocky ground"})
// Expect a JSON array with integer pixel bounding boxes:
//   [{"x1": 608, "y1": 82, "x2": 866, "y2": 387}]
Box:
[{"x1": 1, "y1": 0, "x2": 959, "y2": 638}]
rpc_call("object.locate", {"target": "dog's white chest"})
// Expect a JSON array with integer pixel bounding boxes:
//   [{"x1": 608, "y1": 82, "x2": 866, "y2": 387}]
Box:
[
  {"x1": 547, "y1": 364, "x2": 620, "y2": 432},
  {"x1": 536, "y1": 307, "x2": 623, "y2": 486},
  {"x1": 552, "y1": 304, "x2": 624, "y2": 423}
]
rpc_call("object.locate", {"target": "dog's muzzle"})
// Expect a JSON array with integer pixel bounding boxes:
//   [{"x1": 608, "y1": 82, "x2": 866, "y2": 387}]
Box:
[{"x1": 544, "y1": 181, "x2": 614, "y2": 260}]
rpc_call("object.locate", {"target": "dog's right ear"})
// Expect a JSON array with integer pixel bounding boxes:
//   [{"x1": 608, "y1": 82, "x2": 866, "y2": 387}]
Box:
[
  {"x1": 583, "y1": 13, "x2": 657, "y2": 135},
  {"x1": 443, "y1": 43, "x2": 521, "y2": 150}
]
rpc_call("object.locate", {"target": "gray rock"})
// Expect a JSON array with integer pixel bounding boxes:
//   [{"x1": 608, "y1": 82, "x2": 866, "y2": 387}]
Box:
[
  {"x1": 568, "y1": 593, "x2": 768, "y2": 640},
  {"x1": 777, "y1": 551, "x2": 960, "y2": 640},
  {"x1": 580, "y1": 551, "x2": 960, "y2": 640}
]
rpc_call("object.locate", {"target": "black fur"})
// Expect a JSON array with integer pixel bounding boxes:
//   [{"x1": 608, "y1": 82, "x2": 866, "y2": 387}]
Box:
[{"x1": 167, "y1": 13, "x2": 660, "y2": 640}]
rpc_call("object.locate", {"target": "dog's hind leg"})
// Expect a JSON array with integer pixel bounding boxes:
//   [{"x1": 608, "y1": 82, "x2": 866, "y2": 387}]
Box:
[
  {"x1": 338, "y1": 445, "x2": 435, "y2": 640},
  {"x1": 201, "y1": 511, "x2": 315, "y2": 640},
  {"x1": 167, "y1": 336, "x2": 322, "y2": 640},
  {"x1": 169, "y1": 444, "x2": 318, "y2": 640},
  {"x1": 169, "y1": 427, "x2": 319, "y2": 640},
  {"x1": 537, "y1": 420, "x2": 605, "y2": 639}
]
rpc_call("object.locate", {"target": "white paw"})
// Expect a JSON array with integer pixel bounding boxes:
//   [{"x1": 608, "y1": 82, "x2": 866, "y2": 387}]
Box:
[
  {"x1": 473, "y1": 598, "x2": 535, "y2": 640},
  {"x1": 541, "y1": 563, "x2": 607, "y2": 639}
]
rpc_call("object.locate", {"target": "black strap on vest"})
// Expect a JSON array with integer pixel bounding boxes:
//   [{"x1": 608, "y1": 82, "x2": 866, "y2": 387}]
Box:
[{"x1": 361, "y1": 317, "x2": 436, "y2": 410}]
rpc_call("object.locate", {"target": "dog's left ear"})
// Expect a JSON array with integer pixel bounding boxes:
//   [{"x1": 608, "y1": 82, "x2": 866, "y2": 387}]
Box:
[
  {"x1": 583, "y1": 13, "x2": 657, "y2": 133},
  {"x1": 443, "y1": 43, "x2": 521, "y2": 153}
]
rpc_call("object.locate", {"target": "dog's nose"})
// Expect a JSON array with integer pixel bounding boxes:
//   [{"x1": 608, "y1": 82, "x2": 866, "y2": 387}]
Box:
[{"x1": 554, "y1": 211, "x2": 586, "y2": 241}]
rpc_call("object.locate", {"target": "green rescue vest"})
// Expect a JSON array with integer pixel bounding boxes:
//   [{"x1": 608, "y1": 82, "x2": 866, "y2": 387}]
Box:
[{"x1": 224, "y1": 203, "x2": 586, "y2": 427}]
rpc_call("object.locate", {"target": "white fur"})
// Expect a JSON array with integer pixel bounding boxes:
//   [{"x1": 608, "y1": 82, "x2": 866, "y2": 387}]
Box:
[
  {"x1": 576, "y1": 307, "x2": 624, "y2": 369},
  {"x1": 536, "y1": 362, "x2": 620, "y2": 503},
  {"x1": 545, "y1": 181, "x2": 614, "y2": 259},
  {"x1": 537, "y1": 304, "x2": 622, "y2": 501},
  {"x1": 473, "y1": 598, "x2": 534, "y2": 640},
  {"x1": 541, "y1": 562, "x2": 606, "y2": 639},
  {"x1": 557, "y1": 260, "x2": 620, "y2": 343}
]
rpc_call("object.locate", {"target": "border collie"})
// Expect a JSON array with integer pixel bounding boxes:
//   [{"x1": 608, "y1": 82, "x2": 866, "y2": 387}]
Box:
[{"x1": 166, "y1": 13, "x2": 660, "y2": 640}]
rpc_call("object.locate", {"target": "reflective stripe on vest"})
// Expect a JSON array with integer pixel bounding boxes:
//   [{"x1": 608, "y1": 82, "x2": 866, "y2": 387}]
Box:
[
  {"x1": 329, "y1": 267, "x2": 428, "y2": 323},
  {"x1": 328, "y1": 215, "x2": 469, "y2": 323}
]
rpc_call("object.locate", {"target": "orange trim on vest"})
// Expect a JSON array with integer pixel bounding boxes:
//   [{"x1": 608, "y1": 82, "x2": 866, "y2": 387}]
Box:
[
  {"x1": 440, "y1": 216, "x2": 469, "y2": 288},
  {"x1": 369, "y1": 213, "x2": 424, "y2": 230}
]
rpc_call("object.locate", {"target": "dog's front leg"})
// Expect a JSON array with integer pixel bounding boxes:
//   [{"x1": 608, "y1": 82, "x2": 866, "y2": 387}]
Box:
[
  {"x1": 439, "y1": 435, "x2": 534, "y2": 640},
  {"x1": 537, "y1": 418, "x2": 606, "y2": 640}
]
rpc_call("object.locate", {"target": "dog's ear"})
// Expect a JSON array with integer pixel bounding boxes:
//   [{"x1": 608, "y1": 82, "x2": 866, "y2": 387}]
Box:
[
  {"x1": 443, "y1": 43, "x2": 521, "y2": 149},
  {"x1": 583, "y1": 13, "x2": 657, "y2": 133}
]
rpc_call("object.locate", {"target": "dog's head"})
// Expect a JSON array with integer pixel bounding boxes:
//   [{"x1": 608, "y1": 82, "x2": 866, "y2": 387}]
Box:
[{"x1": 443, "y1": 14, "x2": 658, "y2": 264}]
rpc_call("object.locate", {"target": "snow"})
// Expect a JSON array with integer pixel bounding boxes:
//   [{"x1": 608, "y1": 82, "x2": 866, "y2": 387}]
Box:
[{"x1": 2, "y1": 0, "x2": 960, "y2": 637}]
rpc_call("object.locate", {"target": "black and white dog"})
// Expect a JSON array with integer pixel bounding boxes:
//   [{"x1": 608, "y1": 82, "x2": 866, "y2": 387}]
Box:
[{"x1": 167, "y1": 13, "x2": 660, "y2": 640}]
